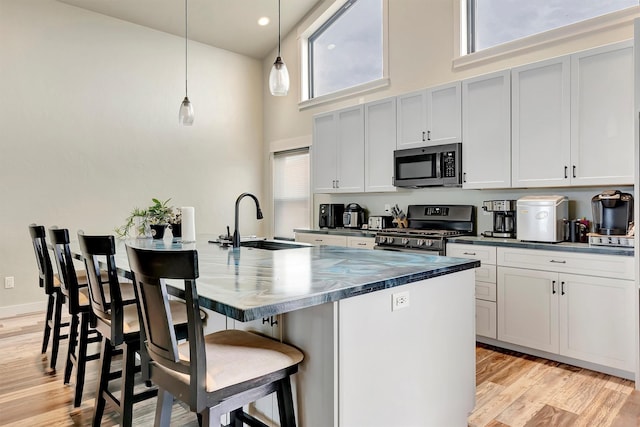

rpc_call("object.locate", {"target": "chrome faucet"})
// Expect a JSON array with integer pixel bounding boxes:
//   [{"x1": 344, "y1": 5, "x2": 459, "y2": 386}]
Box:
[{"x1": 233, "y1": 192, "x2": 263, "y2": 248}]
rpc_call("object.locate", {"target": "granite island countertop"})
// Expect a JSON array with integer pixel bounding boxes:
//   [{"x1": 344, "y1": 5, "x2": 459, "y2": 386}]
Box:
[
  {"x1": 123, "y1": 235, "x2": 480, "y2": 322},
  {"x1": 448, "y1": 235, "x2": 634, "y2": 257}
]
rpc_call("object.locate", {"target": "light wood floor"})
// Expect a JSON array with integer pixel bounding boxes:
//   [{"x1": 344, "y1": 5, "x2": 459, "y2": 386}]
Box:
[{"x1": 2, "y1": 312, "x2": 640, "y2": 426}]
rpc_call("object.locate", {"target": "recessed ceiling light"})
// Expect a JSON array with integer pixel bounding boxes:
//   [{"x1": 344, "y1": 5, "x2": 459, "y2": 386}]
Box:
[{"x1": 258, "y1": 16, "x2": 270, "y2": 26}]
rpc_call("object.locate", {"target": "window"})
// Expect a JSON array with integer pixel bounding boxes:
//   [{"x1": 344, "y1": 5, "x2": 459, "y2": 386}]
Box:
[
  {"x1": 272, "y1": 149, "x2": 310, "y2": 240},
  {"x1": 467, "y1": 0, "x2": 638, "y2": 53},
  {"x1": 306, "y1": 0, "x2": 384, "y2": 100}
]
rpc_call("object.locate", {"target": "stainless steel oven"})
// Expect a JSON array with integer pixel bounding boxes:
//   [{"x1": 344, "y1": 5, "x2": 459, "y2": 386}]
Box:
[{"x1": 374, "y1": 204, "x2": 475, "y2": 255}]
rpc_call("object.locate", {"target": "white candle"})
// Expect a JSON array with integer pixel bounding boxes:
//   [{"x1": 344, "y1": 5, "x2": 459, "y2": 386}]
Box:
[{"x1": 181, "y1": 206, "x2": 196, "y2": 242}]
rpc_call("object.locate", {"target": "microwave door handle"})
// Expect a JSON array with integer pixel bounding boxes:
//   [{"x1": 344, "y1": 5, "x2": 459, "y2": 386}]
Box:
[{"x1": 435, "y1": 153, "x2": 442, "y2": 179}]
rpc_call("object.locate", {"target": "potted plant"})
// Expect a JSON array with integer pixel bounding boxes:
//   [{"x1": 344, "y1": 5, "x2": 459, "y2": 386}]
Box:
[
  {"x1": 116, "y1": 198, "x2": 175, "y2": 239},
  {"x1": 169, "y1": 207, "x2": 182, "y2": 238}
]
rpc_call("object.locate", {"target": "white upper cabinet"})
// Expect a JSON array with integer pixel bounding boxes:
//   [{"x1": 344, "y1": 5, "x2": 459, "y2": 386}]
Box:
[
  {"x1": 396, "y1": 82, "x2": 461, "y2": 150},
  {"x1": 312, "y1": 106, "x2": 365, "y2": 193},
  {"x1": 462, "y1": 70, "x2": 511, "y2": 189},
  {"x1": 364, "y1": 97, "x2": 397, "y2": 192},
  {"x1": 512, "y1": 57, "x2": 571, "y2": 188},
  {"x1": 570, "y1": 41, "x2": 634, "y2": 186}
]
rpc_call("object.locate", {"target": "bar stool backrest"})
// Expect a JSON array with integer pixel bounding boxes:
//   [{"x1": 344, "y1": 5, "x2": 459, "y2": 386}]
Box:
[
  {"x1": 28, "y1": 224, "x2": 55, "y2": 295},
  {"x1": 49, "y1": 227, "x2": 82, "y2": 314}
]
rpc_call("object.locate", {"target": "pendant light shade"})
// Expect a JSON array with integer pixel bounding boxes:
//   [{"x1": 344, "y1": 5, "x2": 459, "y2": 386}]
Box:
[
  {"x1": 269, "y1": 0, "x2": 289, "y2": 96},
  {"x1": 269, "y1": 57, "x2": 289, "y2": 96},
  {"x1": 179, "y1": 0, "x2": 194, "y2": 125}
]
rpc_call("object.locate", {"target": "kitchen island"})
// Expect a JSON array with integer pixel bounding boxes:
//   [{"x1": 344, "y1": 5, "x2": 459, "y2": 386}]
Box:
[{"x1": 122, "y1": 237, "x2": 480, "y2": 426}]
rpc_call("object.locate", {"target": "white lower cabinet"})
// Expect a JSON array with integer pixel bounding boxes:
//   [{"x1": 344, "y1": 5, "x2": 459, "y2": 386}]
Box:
[
  {"x1": 346, "y1": 236, "x2": 375, "y2": 249},
  {"x1": 447, "y1": 243, "x2": 497, "y2": 339},
  {"x1": 295, "y1": 232, "x2": 347, "y2": 247},
  {"x1": 496, "y1": 247, "x2": 635, "y2": 373}
]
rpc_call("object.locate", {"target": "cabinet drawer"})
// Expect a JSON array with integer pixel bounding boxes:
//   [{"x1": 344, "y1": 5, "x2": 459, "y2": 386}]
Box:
[
  {"x1": 347, "y1": 236, "x2": 375, "y2": 249},
  {"x1": 475, "y1": 280, "x2": 496, "y2": 302},
  {"x1": 476, "y1": 299, "x2": 497, "y2": 339},
  {"x1": 475, "y1": 264, "x2": 496, "y2": 284},
  {"x1": 295, "y1": 233, "x2": 347, "y2": 247},
  {"x1": 497, "y1": 247, "x2": 633, "y2": 280},
  {"x1": 447, "y1": 243, "x2": 496, "y2": 264}
]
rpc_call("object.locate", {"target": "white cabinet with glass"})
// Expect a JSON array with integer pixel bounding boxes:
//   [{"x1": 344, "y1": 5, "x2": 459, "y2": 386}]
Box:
[
  {"x1": 396, "y1": 82, "x2": 461, "y2": 150},
  {"x1": 364, "y1": 97, "x2": 397, "y2": 192},
  {"x1": 461, "y1": 70, "x2": 511, "y2": 189},
  {"x1": 312, "y1": 106, "x2": 365, "y2": 193},
  {"x1": 512, "y1": 41, "x2": 633, "y2": 187}
]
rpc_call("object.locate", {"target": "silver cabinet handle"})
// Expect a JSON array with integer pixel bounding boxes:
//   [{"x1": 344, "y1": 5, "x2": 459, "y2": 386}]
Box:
[
  {"x1": 463, "y1": 172, "x2": 467, "y2": 183},
  {"x1": 422, "y1": 131, "x2": 426, "y2": 141},
  {"x1": 427, "y1": 130, "x2": 431, "y2": 140},
  {"x1": 549, "y1": 260, "x2": 566, "y2": 264},
  {"x1": 463, "y1": 252, "x2": 476, "y2": 255}
]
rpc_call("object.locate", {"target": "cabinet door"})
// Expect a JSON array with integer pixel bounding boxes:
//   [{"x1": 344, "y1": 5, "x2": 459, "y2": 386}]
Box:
[
  {"x1": 476, "y1": 299, "x2": 497, "y2": 339},
  {"x1": 559, "y1": 274, "x2": 634, "y2": 371},
  {"x1": 365, "y1": 98, "x2": 397, "y2": 192},
  {"x1": 497, "y1": 267, "x2": 559, "y2": 353},
  {"x1": 313, "y1": 112, "x2": 338, "y2": 193},
  {"x1": 462, "y1": 70, "x2": 511, "y2": 189},
  {"x1": 427, "y1": 81, "x2": 462, "y2": 144},
  {"x1": 396, "y1": 90, "x2": 428, "y2": 149},
  {"x1": 335, "y1": 106, "x2": 365, "y2": 192},
  {"x1": 512, "y1": 57, "x2": 571, "y2": 188},
  {"x1": 570, "y1": 41, "x2": 634, "y2": 186}
]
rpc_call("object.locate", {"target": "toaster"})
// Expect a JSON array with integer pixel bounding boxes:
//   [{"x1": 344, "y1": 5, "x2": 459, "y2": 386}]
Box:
[{"x1": 367, "y1": 215, "x2": 393, "y2": 230}]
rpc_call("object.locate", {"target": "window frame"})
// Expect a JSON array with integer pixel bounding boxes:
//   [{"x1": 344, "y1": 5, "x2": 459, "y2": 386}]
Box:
[
  {"x1": 454, "y1": 0, "x2": 640, "y2": 69},
  {"x1": 298, "y1": 0, "x2": 389, "y2": 110}
]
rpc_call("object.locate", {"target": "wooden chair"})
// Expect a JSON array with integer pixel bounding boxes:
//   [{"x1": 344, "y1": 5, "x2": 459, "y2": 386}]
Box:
[
  {"x1": 49, "y1": 227, "x2": 102, "y2": 408},
  {"x1": 125, "y1": 245, "x2": 304, "y2": 427},
  {"x1": 28, "y1": 224, "x2": 69, "y2": 372}
]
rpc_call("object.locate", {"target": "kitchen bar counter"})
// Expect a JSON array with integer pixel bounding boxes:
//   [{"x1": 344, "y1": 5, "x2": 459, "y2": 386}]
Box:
[
  {"x1": 448, "y1": 235, "x2": 634, "y2": 256},
  {"x1": 121, "y1": 235, "x2": 478, "y2": 426},
  {"x1": 124, "y1": 235, "x2": 479, "y2": 322}
]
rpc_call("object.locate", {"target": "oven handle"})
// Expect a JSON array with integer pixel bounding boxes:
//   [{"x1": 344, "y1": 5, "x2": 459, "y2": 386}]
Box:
[
  {"x1": 436, "y1": 152, "x2": 442, "y2": 179},
  {"x1": 374, "y1": 245, "x2": 443, "y2": 256}
]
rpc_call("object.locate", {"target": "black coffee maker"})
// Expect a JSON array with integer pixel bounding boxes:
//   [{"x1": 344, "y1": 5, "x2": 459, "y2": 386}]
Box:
[{"x1": 591, "y1": 190, "x2": 633, "y2": 235}]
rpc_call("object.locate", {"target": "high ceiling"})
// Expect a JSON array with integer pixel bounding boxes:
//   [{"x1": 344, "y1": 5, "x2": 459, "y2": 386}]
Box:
[{"x1": 57, "y1": 0, "x2": 322, "y2": 59}]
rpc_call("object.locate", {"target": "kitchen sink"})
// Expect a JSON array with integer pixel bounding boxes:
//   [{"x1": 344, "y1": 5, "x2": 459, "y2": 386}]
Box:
[{"x1": 240, "y1": 240, "x2": 310, "y2": 250}]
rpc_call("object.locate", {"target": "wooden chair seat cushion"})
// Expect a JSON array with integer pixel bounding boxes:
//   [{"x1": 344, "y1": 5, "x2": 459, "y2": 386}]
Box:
[{"x1": 158, "y1": 329, "x2": 303, "y2": 393}]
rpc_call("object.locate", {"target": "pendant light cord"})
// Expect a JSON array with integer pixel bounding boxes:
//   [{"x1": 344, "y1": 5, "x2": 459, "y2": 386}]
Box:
[
  {"x1": 184, "y1": 0, "x2": 188, "y2": 97},
  {"x1": 277, "y1": 0, "x2": 281, "y2": 56}
]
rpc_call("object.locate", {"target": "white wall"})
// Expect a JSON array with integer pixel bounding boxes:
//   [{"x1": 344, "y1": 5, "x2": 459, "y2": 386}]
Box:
[
  {"x1": 261, "y1": 0, "x2": 638, "y2": 236},
  {"x1": 0, "y1": 0, "x2": 265, "y2": 312}
]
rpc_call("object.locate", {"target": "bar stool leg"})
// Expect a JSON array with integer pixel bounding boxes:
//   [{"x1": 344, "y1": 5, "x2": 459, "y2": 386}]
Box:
[
  {"x1": 92, "y1": 336, "x2": 112, "y2": 427},
  {"x1": 64, "y1": 314, "x2": 79, "y2": 384},
  {"x1": 42, "y1": 294, "x2": 55, "y2": 355},
  {"x1": 73, "y1": 312, "x2": 90, "y2": 408},
  {"x1": 49, "y1": 291, "x2": 65, "y2": 371}
]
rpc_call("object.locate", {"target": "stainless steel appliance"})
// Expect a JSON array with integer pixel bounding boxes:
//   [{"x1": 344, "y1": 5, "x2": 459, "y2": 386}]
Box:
[
  {"x1": 517, "y1": 195, "x2": 568, "y2": 243},
  {"x1": 393, "y1": 143, "x2": 462, "y2": 188},
  {"x1": 589, "y1": 190, "x2": 634, "y2": 247},
  {"x1": 374, "y1": 204, "x2": 475, "y2": 255},
  {"x1": 319, "y1": 204, "x2": 344, "y2": 229},
  {"x1": 343, "y1": 203, "x2": 365, "y2": 229},
  {"x1": 481, "y1": 200, "x2": 517, "y2": 238},
  {"x1": 368, "y1": 215, "x2": 393, "y2": 230}
]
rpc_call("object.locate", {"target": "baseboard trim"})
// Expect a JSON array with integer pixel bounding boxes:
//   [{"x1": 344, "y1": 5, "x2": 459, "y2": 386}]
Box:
[{"x1": 0, "y1": 301, "x2": 45, "y2": 319}]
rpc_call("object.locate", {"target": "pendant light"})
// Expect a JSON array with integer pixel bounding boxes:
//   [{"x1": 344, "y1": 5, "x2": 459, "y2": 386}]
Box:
[
  {"x1": 179, "y1": 0, "x2": 194, "y2": 125},
  {"x1": 269, "y1": 0, "x2": 289, "y2": 96}
]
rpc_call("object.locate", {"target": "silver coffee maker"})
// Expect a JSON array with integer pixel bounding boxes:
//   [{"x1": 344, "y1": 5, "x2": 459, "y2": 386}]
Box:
[{"x1": 482, "y1": 200, "x2": 517, "y2": 238}]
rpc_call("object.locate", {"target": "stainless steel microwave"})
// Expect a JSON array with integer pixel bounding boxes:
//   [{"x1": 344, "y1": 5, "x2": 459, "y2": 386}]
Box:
[{"x1": 393, "y1": 143, "x2": 462, "y2": 188}]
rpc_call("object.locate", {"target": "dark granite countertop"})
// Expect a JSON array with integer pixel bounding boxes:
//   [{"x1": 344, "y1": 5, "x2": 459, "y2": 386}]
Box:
[
  {"x1": 122, "y1": 235, "x2": 479, "y2": 322},
  {"x1": 293, "y1": 228, "x2": 378, "y2": 238},
  {"x1": 447, "y1": 236, "x2": 634, "y2": 257}
]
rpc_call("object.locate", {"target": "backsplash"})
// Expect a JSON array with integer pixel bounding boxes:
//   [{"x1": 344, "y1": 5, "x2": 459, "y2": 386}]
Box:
[{"x1": 313, "y1": 185, "x2": 634, "y2": 234}]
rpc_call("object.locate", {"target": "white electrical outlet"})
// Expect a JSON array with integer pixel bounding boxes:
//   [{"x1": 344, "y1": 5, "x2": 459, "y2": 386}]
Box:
[
  {"x1": 4, "y1": 276, "x2": 15, "y2": 289},
  {"x1": 384, "y1": 204, "x2": 391, "y2": 213},
  {"x1": 392, "y1": 291, "x2": 409, "y2": 311}
]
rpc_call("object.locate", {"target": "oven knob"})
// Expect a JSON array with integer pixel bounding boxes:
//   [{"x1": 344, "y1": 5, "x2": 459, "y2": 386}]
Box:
[
  {"x1": 424, "y1": 240, "x2": 433, "y2": 247},
  {"x1": 402, "y1": 238, "x2": 410, "y2": 245},
  {"x1": 386, "y1": 237, "x2": 394, "y2": 244},
  {"x1": 416, "y1": 239, "x2": 425, "y2": 246}
]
